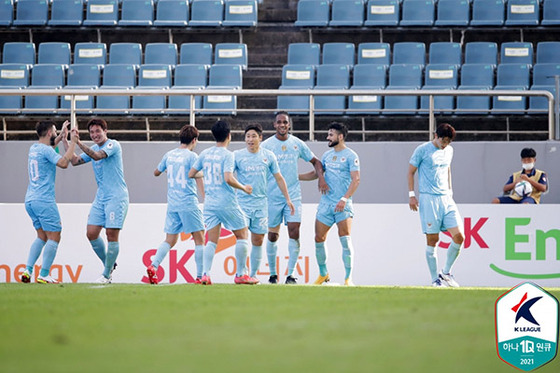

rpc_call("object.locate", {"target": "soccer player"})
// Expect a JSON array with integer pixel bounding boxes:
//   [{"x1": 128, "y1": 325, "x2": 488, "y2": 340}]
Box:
[
  {"x1": 262, "y1": 112, "x2": 327, "y2": 284},
  {"x1": 188, "y1": 120, "x2": 257, "y2": 285},
  {"x1": 234, "y1": 123, "x2": 294, "y2": 283},
  {"x1": 407, "y1": 123, "x2": 464, "y2": 287},
  {"x1": 65, "y1": 119, "x2": 129, "y2": 284},
  {"x1": 22, "y1": 120, "x2": 77, "y2": 284},
  {"x1": 300, "y1": 122, "x2": 360, "y2": 286},
  {"x1": 146, "y1": 125, "x2": 205, "y2": 285}
]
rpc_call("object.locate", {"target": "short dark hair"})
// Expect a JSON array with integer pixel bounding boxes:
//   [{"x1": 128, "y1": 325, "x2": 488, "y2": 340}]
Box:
[
  {"x1": 244, "y1": 123, "x2": 263, "y2": 136},
  {"x1": 179, "y1": 125, "x2": 199, "y2": 145},
  {"x1": 87, "y1": 118, "x2": 108, "y2": 132},
  {"x1": 436, "y1": 123, "x2": 456, "y2": 141},
  {"x1": 36, "y1": 120, "x2": 56, "y2": 138},
  {"x1": 328, "y1": 122, "x2": 348, "y2": 139},
  {"x1": 521, "y1": 148, "x2": 536, "y2": 158},
  {"x1": 211, "y1": 120, "x2": 231, "y2": 142}
]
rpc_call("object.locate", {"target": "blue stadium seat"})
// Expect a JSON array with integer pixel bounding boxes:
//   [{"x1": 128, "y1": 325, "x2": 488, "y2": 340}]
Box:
[
  {"x1": 0, "y1": 63, "x2": 29, "y2": 113},
  {"x1": 38, "y1": 42, "x2": 71, "y2": 68},
  {"x1": 434, "y1": 0, "x2": 469, "y2": 27},
  {"x1": 96, "y1": 64, "x2": 137, "y2": 114},
  {"x1": 119, "y1": 0, "x2": 154, "y2": 26},
  {"x1": 13, "y1": 0, "x2": 48, "y2": 26},
  {"x1": 0, "y1": 0, "x2": 13, "y2": 26},
  {"x1": 322, "y1": 43, "x2": 355, "y2": 68},
  {"x1": 204, "y1": 64, "x2": 242, "y2": 115},
  {"x1": 456, "y1": 64, "x2": 495, "y2": 114},
  {"x1": 277, "y1": 64, "x2": 315, "y2": 114},
  {"x1": 295, "y1": 0, "x2": 329, "y2": 27},
  {"x1": 109, "y1": 43, "x2": 142, "y2": 67},
  {"x1": 314, "y1": 64, "x2": 350, "y2": 115},
  {"x1": 357, "y1": 43, "x2": 390, "y2": 67},
  {"x1": 168, "y1": 64, "x2": 207, "y2": 112},
  {"x1": 145, "y1": 43, "x2": 178, "y2": 67},
  {"x1": 428, "y1": 42, "x2": 461, "y2": 66},
  {"x1": 154, "y1": 0, "x2": 189, "y2": 27},
  {"x1": 536, "y1": 42, "x2": 560, "y2": 64},
  {"x1": 330, "y1": 0, "x2": 365, "y2": 27},
  {"x1": 287, "y1": 43, "x2": 320, "y2": 66},
  {"x1": 223, "y1": 0, "x2": 257, "y2": 27},
  {"x1": 392, "y1": 42, "x2": 426, "y2": 67},
  {"x1": 493, "y1": 63, "x2": 531, "y2": 114},
  {"x1": 61, "y1": 64, "x2": 101, "y2": 111},
  {"x1": 400, "y1": 0, "x2": 435, "y2": 26},
  {"x1": 48, "y1": 0, "x2": 84, "y2": 26},
  {"x1": 25, "y1": 64, "x2": 65, "y2": 113},
  {"x1": 180, "y1": 43, "x2": 213, "y2": 66},
  {"x1": 189, "y1": 0, "x2": 223, "y2": 27},
  {"x1": 384, "y1": 63, "x2": 423, "y2": 114},
  {"x1": 133, "y1": 64, "x2": 172, "y2": 114},
  {"x1": 420, "y1": 64, "x2": 458, "y2": 114},
  {"x1": 465, "y1": 42, "x2": 498, "y2": 67},
  {"x1": 83, "y1": 0, "x2": 118, "y2": 26},
  {"x1": 542, "y1": 0, "x2": 560, "y2": 25},
  {"x1": 2, "y1": 42, "x2": 35, "y2": 66},
  {"x1": 505, "y1": 0, "x2": 539, "y2": 26},
  {"x1": 530, "y1": 63, "x2": 560, "y2": 111},
  {"x1": 214, "y1": 43, "x2": 248, "y2": 70},
  {"x1": 74, "y1": 43, "x2": 107, "y2": 67},
  {"x1": 364, "y1": 0, "x2": 399, "y2": 26},
  {"x1": 347, "y1": 64, "x2": 386, "y2": 114},
  {"x1": 471, "y1": 0, "x2": 505, "y2": 26},
  {"x1": 500, "y1": 42, "x2": 534, "y2": 66}
]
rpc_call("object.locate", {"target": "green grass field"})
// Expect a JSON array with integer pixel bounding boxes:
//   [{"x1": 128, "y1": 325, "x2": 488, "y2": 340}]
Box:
[{"x1": 1, "y1": 284, "x2": 558, "y2": 373}]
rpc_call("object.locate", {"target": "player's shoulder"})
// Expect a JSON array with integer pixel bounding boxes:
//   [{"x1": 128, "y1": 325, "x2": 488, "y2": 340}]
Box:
[{"x1": 261, "y1": 147, "x2": 276, "y2": 158}]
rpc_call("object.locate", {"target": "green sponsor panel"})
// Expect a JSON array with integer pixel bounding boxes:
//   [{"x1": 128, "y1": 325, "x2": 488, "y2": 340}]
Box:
[{"x1": 498, "y1": 336, "x2": 557, "y2": 371}]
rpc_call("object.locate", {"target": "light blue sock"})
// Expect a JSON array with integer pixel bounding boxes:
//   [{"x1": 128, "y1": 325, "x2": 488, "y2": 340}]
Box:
[
  {"x1": 443, "y1": 241, "x2": 461, "y2": 274},
  {"x1": 340, "y1": 235, "x2": 354, "y2": 280},
  {"x1": 151, "y1": 242, "x2": 171, "y2": 270},
  {"x1": 315, "y1": 241, "x2": 328, "y2": 276},
  {"x1": 203, "y1": 241, "x2": 217, "y2": 276},
  {"x1": 103, "y1": 242, "x2": 119, "y2": 278},
  {"x1": 39, "y1": 240, "x2": 58, "y2": 277},
  {"x1": 195, "y1": 244, "x2": 204, "y2": 278},
  {"x1": 90, "y1": 237, "x2": 106, "y2": 264},
  {"x1": 235, "y1": 239, "x2": 250, "y2": 276},
  {"x1": 26, "y1": 238, "x2": 46, "y2": 273},
  {"x1": 250, "y1": 245, "x2": 262, "y2": 277},
  {"x1": 266, "y1": 239, "x2": 278, "y2": 276},
  {"x1": 287, "y1": 239, "x2": 300, "y2": 277},
  {"x1": 425, "y1": 245, "x2": 438, "y2": 282}
]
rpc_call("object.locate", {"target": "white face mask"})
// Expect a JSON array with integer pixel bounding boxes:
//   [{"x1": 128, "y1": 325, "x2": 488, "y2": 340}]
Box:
[{"x1": 522, "y1": 163, "x2": 534, "y2": 171}]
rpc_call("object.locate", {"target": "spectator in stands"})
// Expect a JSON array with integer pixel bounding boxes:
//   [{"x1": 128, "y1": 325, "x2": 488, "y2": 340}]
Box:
[{"x1": 492, "y1": 148, "x2": 548, "y2": 204}]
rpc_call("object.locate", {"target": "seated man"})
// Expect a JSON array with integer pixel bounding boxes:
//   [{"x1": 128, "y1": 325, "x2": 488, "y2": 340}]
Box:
[{"x1": 492, "y1": 148, "x2": 548, "y2": 204}]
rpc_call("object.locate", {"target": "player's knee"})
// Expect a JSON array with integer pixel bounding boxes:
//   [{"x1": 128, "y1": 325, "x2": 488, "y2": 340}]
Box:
[
  {"x1": 268, "y1": 232, "x2": 279, "y2": 242},
  {"x1": 453, "y1": 233, "x2": 464, "y2": 245}
]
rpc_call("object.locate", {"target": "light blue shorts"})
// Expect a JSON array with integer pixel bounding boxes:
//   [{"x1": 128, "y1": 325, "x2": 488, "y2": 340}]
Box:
[
  {"x1": 268, "y1": 199, "x2": 302, "y2": 228},
  {"x1": 316, "y1": 201, "x2": 354, "y2": 228},
  {"x1": 87, "y1": 198, "x2": 129, "y2": 229},
  {"x1": 242, "y1": 207, "x2": 268, "y2": 235},
  {"x1": 25, "y1": 200, "x2": 61, "y2": 232},
  {"x1": 164, "y1": 207, "x2": 204, "y2": 235},
  {"x1": 204, "y1": 206, "x2": 247, "y2": 232},
  {"x1": 419, "y1": 194, "x2": 462, "y2": 234}
]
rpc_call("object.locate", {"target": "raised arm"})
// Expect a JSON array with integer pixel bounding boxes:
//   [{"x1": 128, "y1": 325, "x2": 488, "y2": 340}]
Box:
[{"x1": 56, "y1": 129, "x2": 78, "y2": 169}]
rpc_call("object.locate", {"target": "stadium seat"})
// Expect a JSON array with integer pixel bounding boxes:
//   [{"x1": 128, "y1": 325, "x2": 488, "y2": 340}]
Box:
[
  {"x1": 38, "y1": 42, "x2": 71, "y2": 68},
  {"x1": 493, "y1": 63, "x2": 531, "y2": 114},
  {"x1": 295, "y1": 0, "x2": 329, "y2": 27},
  {"x1": 180, "y1": 43, "x2": 213, "y2": 67},
  {"x1": 456, "y1": 63, "x2": 495, "y2": 114},
  {"x1": 13, "y1": 0, "x2": 48, "y2": 26},
  {"x1": 542, "y1": 0, "x2": 560, "y2": 25},
  {"x1": 357, "y1": 43, "x2": 390, "y2": 67},
  {"x1": 399, "y1": 0, "x2": 435, "y2": 26},
  {"x1": 322, "y1": 43, "x2": 355, "y2": 68},
  {"x1": 465, "y1": 42, "x2": 498, "y2": 67},
  {"x1": 277, "y1": 64, "x2": 315, "y2": 114},
  {"x1": 428, "y1": 42, "x2": 461, "y2": 67},
  {"x1": 189, "y1": 0, "x2": 223, "y2": 27},
  {"x1": 154, "y1": 0, "x2": 189, "y2": 27},
  {"x1": 222, "y1": 0, "x2": 258, "y2": 27},
  {"x1": 392, "y1": 42, "x2": 426, "y2": 67},
  {"x1": 109, "y1": 43, "x2": 142, "y2": 67},
  {"x1": 214, "y1": 43, "x2": 248, "y2": 70},
  {"x1": 0, "y1": 63, "x2": 29, "y2": 113},
  {"x1": 25, "y1": 64, "x2": 65, "y2": 113},
  {"x1": 347, "y1": 64, "x2": 386, "y2": 114},
  {"x1": 133, "y1": 64, "x2": 172, "y2": 114},
  {"x1": 0, "y1": 0, "x2": 13, "y2": 26},
  {"x1": 329, "y1": 0, "x2": 365, "y2": 27},
  {"x1": 314, "y1": 64, "x2": 350, "y2": 115},
  {"x1": 96, "y1": 64, "x2": 137, "y2": 114},
  {"x1": 145, "y1": 43, "x2": 178, "y2": 67},
  {"x1": 61, "y1": 64, "x2": 101, "y2": 111},
  {"x1": 2, "y1": 42, "x2": 36, "y2": 66},
  {"x1": 287, "y1": 43, "x2": 321, "y2": 66},
  {"x1": 364, "y1": 0, "x2": 399, "y2": 26},
  {"x1": 420, "y1": 64, "x2": 458, "y2": 114},
  {"x1": 536, "y1": 42, "x2": 560, "y2": 64},
  {"x1": 530, "y1": 63, "x2": 560, "y2": 111},
  {"x1": 505, "y1": 0, "x2": 539, "y2": 26},
  {"x1": 168, "y1": 64, "x2": 207, "y2": 112},
  {"x1": 119, "y1": 0, "x2": 155, "y2": 26},
  {"x1": 83, "y1": 0, "x2": 118, "y2": 26},
  {"x1": 384, "y1": 63, "x2": 423, "y2": 114},
  {"x1": 74, "y1": 43, "x2": 107, "y2": 67},
  {"x1": 434, "y1": 0, "x2": 469, "y2": 27},
  {"x1": 204, "y1": 64, "x2": 242, "y2": 115},
  {"x1": 48, "y1": 0, "x2": 84, "y2": 26},
  {"x1": 500, "y1": 42, "x2": 534, "y2": 66},
  {"x1": 471, "y1": 0, "x2": 505, "y2": 26}
]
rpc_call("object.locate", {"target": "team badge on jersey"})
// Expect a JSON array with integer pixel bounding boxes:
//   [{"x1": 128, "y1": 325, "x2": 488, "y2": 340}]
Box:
[
  {"x1": 282, "y1": 145, "x2": 287, "y2": 151},
  {"x1": 106, "y1": 142, "x2": 114, "y2": 149},
  {"x1": 341, "y1": 157, "x2": 346, "y2": 162},
  {"x1": 332, "y1": 156, "x2": 337, "y2": 161},
  {"x1": 354, "y1": 158, "x2": 359, "y2": 166}
]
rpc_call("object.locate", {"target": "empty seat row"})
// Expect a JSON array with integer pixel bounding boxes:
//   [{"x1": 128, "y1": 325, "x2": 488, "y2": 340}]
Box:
[
  {"x1": 0, "y1": 0, "x2": 257, "y2": 27},
  {"x1": 296, "y1": 0, "x2": 560, "y2": 27},
  {"x1": 1, "y1": 42, "x2": 248, "y2": 69}
]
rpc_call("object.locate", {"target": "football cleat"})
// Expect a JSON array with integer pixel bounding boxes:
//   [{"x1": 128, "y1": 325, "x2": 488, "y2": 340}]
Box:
[
  {"x1": 439, "y1": 271, "x2": 459, "y2": 287},
  {"x1": 201, "y1": 275, "x2": 212, "y2": 285},
  {"x1": 432, "y1": 278, "x2": 446, "y2": 287},
  {"x1": 194, "y1": 277, "x2": 202, "y2": 285},
  {"x1": 344, "y1": 278, "x2": 355, "y2": 286},
  {"x1": 36, "y1": 275, "x2": 59, "y2": 284},
  {"x1": 234, "y1": 274, "x2": 259, "y2": 285},
  {"x1": 95, "y1": 275, "x2": 112, "y2": 284},
  {"x1": 285, "y1": 275, "x2": 297, "y2": 285},
  {"x1": 268, "y1": 275, "x2": 278, "y2": 284},
  {"x1": 313, "y1": 274, "x2": 330, "y2": 285},
  {"x1": 21, "y1": 270, "x2": 31, "y2": 283},
  {"x1": 146, "y1": 265, "x2": 159, "y2": 285}
]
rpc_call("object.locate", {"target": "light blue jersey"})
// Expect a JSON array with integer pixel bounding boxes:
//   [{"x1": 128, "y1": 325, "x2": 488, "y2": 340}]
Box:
[
  {"x1": 409, "y1": 142, "x2": 453, "y2": 195},
  {"x1": 320, "y1": 147, "x2": 360, "y2": 205},
  {"x1": 25, "y1": 143, "x2": 62, "y2": 203},
  {"x1": 234, "y1": 147, "x2": 279, "y2": 211},
  {"x1": 262, "y1": 134, "x2": 315, "y2": 202},
  {"x1": 157, "y1": 147, "x2": 199, "y2": 211}
]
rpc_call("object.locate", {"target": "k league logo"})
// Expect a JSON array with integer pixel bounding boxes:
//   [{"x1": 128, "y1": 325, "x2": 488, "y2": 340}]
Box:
[{"x1": 495, "y1": 282, "x2": 559, "y2": 371}]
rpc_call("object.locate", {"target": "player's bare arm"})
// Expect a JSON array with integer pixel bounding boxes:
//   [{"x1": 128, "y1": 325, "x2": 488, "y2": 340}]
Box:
[
  {"x1": 56, "y1": 129, "x2": 78, "y2": 169},
  {"x1": 310, "y1": 157, "x2": 329, "y2": 193},
  {"x1": 335, "y1": 170, "x2": 360, "y2": 212},
  {"x1": 273, "y1": 172, "x2": 295, "y2": 215},
  {"x1": 154, "y1": 169, "x2": 162, "y2": 177},
  {"x1": 53, "y1": 120, "x2": 70, "y2": 147},
  {"x1": 195, "y1": 177, "x2": 205, "y2": 201},
  {"x1": 299, "y1": 170, "x2": 318, "y2": 181},
  {"x1": 407, "y1": 164, "x2": 419, "y2": 212},
  {"x1": 224, "y1": 172, "x2": 252, "y2": 194},
  {"x1": 188, "y1": 167, "x2": 203, "y2": 179}
]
